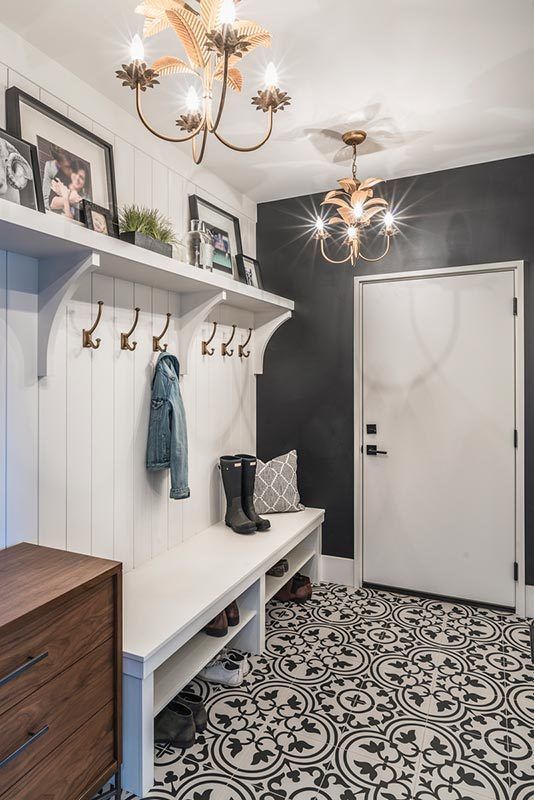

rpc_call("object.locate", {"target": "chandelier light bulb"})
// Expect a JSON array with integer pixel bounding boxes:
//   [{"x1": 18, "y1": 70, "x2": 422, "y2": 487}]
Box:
[
  {"x1": 347, "y1": 225, "x2": 357, "y2": 240},
  {"x1": 130, "y1": 34, "x2": 145, "y2": 62},
  {"x1": 186, "y1": 86, "x2": 200, "y2": 113},
  {"x1": 219, "y1": 0, "x2": 237, "y2": 25},
  {"x1": 265, "y1": 62, "x2": 278, "y2": 89},
  {"x1": 384, "y1": 211, "x2": 395, "y2": 230},
  {"x1": 352, "y1": 202, "x2": 364, "y2": 220},
  {"x1": 315, "y1": 217, "x2": 324, "y2": 232}
]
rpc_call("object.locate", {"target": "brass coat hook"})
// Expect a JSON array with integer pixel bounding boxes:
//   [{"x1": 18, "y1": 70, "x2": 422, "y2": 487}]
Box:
[
  {"x1": 153, "y1": 312, "x2": 171, "y2": 352},
  {"x1": 121, "y1": 307, "x2": 141, "y2": 351},
  {"x1": 201, "y1": 321, "x2": 218, "y2": 356},
  {"x1": 83, "y1": 300, "x2": 104, "y2": 349},
  {"x1": 221, "y1": 324, "x2": 237, "y2": 357},
  {"x1": 239, "y1": 328, "x2": 253, "y2": 359}
]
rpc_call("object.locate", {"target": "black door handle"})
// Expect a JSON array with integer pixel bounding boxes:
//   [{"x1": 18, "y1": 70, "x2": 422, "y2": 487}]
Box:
[
  {"x1": 366, "y1": 445, "x2": 388, "y2": 456},
  {"x1": 0, "y1": 652, "x2": 48, "y2": 688},
  {"x1": 0, "y1": 724, "x2": 49, "y2": 769}
]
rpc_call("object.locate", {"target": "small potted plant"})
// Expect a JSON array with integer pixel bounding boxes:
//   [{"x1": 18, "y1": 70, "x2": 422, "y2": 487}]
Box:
[{"x1": 119, "y1": 205, "x2": 178, "y2": 258}]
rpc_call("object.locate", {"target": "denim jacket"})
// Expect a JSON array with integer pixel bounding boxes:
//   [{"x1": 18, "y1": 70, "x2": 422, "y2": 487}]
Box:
[{"x1": 146, "y1": 353, "x2": 190, "y2": 500}]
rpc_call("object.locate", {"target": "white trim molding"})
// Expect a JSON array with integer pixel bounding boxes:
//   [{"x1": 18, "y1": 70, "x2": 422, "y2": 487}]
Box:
[
  {"x1": 321, "y1": 555, "x2": 355, "y2": 586},
  {"x1": 354, "y1": 261, "x2": 526, "y2": 615}
]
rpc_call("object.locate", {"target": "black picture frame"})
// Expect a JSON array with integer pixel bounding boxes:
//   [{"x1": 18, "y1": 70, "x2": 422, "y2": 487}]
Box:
[
  {"x1": 236, "y1": 254, "x2": 264, "y2": 290},
  {"x1": 189, "y1": 194, "x2": 243, "y2": 276},
  {"x1": 81, "y1": 199, "x2": 117, "y2": 238},
  {"x1": 0, "y1": 127, "x2": 45, "y2": 212},
  {"x1": 5, "y1": 86, "x2": 118, "y2": 228}
]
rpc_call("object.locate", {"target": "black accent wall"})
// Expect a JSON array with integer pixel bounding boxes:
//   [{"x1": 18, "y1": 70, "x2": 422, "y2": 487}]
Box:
[{"x1": 256, "y1": 154, "x2": 534, "y2": 584}]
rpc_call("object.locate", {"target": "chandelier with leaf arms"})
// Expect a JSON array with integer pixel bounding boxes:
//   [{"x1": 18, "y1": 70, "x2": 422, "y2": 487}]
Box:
[
  {"x1": 116, "y1": 0, "x2": 291, "y2": 164},
  {"x1": 314, "y1": 130, "x2": 397, "y2": 266}
]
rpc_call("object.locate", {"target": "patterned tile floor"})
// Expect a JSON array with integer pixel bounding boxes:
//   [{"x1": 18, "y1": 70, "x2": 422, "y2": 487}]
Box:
[{"x1": 104, "y1": 583, "x2": 534, "y2": 800}]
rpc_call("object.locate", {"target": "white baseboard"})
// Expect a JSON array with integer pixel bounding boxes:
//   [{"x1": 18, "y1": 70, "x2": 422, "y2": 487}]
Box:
[
  {"x1": 321, "y1": 555, "x2": 355, "y2": 586},
  {"x1": 526, "y1": 585, "x2": 534, "y2": 619}
]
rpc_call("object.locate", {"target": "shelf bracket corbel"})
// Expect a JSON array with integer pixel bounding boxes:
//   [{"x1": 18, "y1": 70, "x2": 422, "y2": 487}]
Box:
[
  {"x1": 252, "y1": 309, "x2": 293, "y2": 375},
  {"x1": 178, "y1": 290, "x2": 227, "y2": 374},
  {"x1": 38, "y1": 251, "x2": 101, "y2": 377}
]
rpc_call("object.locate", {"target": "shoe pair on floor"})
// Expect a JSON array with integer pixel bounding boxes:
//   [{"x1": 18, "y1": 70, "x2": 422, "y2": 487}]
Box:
[
  {"x1": 154, "y1": 689, "x2": 207, "y2": 750},
  {"x1": 199, "y1": 648, "x2": 251, "y2": 687},
  {"x1": 220, "y1": 454, "x2": 270, "y2": 534},
  {"x1": 204, "y1": 600, "x2": 239, "y2": 637},
  {"x1": 266, "y1": 558, "x2": 289, "y2": 578},
  {"x1": 274, "y1": 572, "x2": 313, "y2": 603}
]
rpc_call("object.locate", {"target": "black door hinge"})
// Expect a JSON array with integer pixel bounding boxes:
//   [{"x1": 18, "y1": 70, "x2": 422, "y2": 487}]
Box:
[
  {"x1": 514, "y1": 429, "x2": 518, "y2": 448},
  {"x1": 513, "y1": 297, "x2": 518, "y2": 316},
  {"x1": 514, "y1": 562, "x2": 519, "y2": 582}
]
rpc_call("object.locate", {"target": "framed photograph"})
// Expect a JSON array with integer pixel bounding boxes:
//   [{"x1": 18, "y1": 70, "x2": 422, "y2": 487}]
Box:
[
  {"x1": 6, "y1": 87, "x2": 118, "y2": 227},
  {"x1": 0, "y1": 128, "x2": 44, "y2": 212},
  {"x1": 81, "y1": 199, "x2": 117, "y2": 237},
  {"x1": 236, "y1": 254, "x2": 264, "y2": 290},
  {"x1": 189, "y1": 194, "x2": 242, "y2": 277}
]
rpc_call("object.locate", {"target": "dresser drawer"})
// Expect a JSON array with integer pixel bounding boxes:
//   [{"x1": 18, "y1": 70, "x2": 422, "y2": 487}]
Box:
[
  {"x1": 0, "y1": 701, "x2": 115, "y2": 800},
  {"x1": 0, "y1": 638, "x2": 114, "y2": 796},
  {"x1": 0, "y1": 578, "x2": 113, "y2": 716}
]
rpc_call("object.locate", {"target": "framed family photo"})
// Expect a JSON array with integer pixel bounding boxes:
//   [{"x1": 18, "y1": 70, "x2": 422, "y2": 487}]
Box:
[
  {"x1": 236, "y1": 254, "x2": 264, "y2": 289},
  {"x1": 6, "y1": 87, "x2": 118, "y2": 228},
  {"x1": 0, "y1": 128, "x2": 44, "y2": 212},
  {"x1": 189, "y1": 194, "x2": 243, "y2": 277},
  {"x1": 81, "y1": 199, "x2": 117, "y2": 237}
]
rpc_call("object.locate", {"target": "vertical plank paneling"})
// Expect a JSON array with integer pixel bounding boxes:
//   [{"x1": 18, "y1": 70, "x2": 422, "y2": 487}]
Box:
[
  {"x1": 38, "y1": 306, "x2": 67, "y2": 550},
  {"x1": 0, "y1": 251, "x2": 6, "y2": 549},
  {"x1": 114, "y1": 279, "x2": 135, "y2": 571},
  {"x1": 91, "y1": 274, "x2": 115, "y2": 559},
  {"x1": 133, "y1": 284, "x2": 153, "y2": 567},
  {"x1": 180, "y1": 326, "x2": 197, "y2": 542},
  {"x1": 168, "y1": 171, "x2": 185, "y2": 245},
  {"x1": 152, "y1": 162, "x2": 169, "y2": 219},
  {"x1": 150, "y1": 288, "x2": 170, "y2": 557},
  {"x1": 114, "y1": 137, "x2": 135, "y2": 209},
  {"x1": 6, "y1": 253, "x2": 38, "y2": 546},
  {"x1": 134, "y1": 150, "x2": 153, "y2": 207},
  {"x1": 66, "y1": 274, "x2": 92, "y2": 554}
]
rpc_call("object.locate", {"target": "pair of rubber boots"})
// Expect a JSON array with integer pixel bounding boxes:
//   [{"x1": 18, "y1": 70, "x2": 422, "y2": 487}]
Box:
[{"x1": 220, "y1": 454, "x2": 270, "y2": 534}]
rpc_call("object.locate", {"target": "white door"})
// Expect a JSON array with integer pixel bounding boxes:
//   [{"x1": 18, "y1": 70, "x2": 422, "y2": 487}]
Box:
[{"x1": 360, "y1": 269, "x2": 517, "y2": 607}]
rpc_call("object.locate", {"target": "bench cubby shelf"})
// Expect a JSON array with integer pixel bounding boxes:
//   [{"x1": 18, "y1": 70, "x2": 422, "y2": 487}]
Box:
[
  {"x1": 0, "y1": 199, "x2": 294, "y2": 377},
  {"x1": 122, "y1": 507, "x2": 324, "y2": 796}
]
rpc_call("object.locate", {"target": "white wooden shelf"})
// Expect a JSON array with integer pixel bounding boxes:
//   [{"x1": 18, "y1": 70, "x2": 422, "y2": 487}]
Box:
[
  {"x1": 0, "y1": 199, "x2": 294, "y2": 376},
  {"x1": 153, "y1": 608, "x2": 256, "y2": 716},
  {"x1": 265, "y1": 540, "x2": 317, "y2": 602}
]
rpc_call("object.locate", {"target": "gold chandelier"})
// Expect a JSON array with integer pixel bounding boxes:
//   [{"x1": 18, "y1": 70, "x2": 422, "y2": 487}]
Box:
[
  {"x1": 116, "y1": 0, "x2": 291, "y2": 165},
  {"x1": 314, "y1": 130, "x2": 396, "y2": 266}
]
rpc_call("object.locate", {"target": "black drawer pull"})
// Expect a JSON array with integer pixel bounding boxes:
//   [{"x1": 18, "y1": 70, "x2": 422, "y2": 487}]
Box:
[
  {"x1": 0, "y1": 724, "x2": 49, "y2": 769},
  {"x1": 0, "y1": 651, "x2": 48, "y2": 688}
]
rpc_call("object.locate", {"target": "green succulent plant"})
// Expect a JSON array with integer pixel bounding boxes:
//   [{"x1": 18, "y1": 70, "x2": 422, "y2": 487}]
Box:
[{"x1": 119, "y1": 205, "x2": 178, "y2": 245}]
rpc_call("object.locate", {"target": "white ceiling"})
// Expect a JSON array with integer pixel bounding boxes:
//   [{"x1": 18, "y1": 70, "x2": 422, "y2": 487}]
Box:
[{"x1": 3, "y1": 0, "x2": 534, "y2": 202}]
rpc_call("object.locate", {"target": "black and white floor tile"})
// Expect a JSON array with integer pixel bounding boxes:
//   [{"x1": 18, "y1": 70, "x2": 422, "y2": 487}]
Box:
[{"x1": 102, "y1": 584, "x2": 533, "y2": 800}]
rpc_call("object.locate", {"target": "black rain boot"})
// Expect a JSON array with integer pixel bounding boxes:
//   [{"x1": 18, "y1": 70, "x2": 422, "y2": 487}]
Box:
[
  {"x1": 220, "y1": 456, "x2": 257, "y2": 534},
  {"x1": 235, "y1": 454, "x2": 271, "y2": 531}
]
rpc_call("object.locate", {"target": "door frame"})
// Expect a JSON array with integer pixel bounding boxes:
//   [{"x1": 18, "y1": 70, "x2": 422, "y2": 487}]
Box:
[{"x1": 354, "y1": 260, "x2": 525, "y2": 615}]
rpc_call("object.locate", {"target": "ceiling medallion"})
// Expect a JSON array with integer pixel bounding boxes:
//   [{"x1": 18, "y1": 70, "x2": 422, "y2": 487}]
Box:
[
  {"x1": 314, "y1": 130, "x2": 397, "y2": 266},
  {"x1": 116, "y1": 0, "x2": 291, "y2": 165}
]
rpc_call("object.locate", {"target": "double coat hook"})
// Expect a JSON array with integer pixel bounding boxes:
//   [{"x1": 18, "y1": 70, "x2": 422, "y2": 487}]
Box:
[
  {"x1": 202, "y1": 321, "x2": 218, "y2": 356},
  {"x1": 221, "y1": 325, "x2": 237, "y2": 357},
  {"x1": 153, "y1": 312, "x2": 171, "y2": 352},
  {"x1": 121, "y1": 307, "x2": 141, "y2": 351},
  {"x1": 83, "y1": 301, "x2": 104, "y2": 349},
  {"x1": 239, "y1": 328, "x2": 253, "y2": 359}
]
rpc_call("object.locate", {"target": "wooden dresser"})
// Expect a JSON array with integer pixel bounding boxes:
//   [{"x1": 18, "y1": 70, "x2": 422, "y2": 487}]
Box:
[{"x1": 0, "y1": 543, "x2": 122, "y2": 800}]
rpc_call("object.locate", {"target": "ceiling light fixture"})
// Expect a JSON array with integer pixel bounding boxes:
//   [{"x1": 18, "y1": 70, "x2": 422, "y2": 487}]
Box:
[
  {"x1": 116, "y1": 0, "x2": 291, "y2": 165},
  {"x1": 314, "y1": 130, "x2": 396, "y2": 266}
]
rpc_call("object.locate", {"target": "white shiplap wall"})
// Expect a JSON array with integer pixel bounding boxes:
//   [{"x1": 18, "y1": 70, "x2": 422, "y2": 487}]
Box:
[{"x1": 0, "y1": 25, "x2": 258, "y2": 567}]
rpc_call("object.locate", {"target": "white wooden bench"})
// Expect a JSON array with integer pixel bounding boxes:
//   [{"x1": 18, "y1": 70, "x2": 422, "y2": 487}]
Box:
[{"x1": 121, "y1": 507, "x2": 325, "y2": 796}]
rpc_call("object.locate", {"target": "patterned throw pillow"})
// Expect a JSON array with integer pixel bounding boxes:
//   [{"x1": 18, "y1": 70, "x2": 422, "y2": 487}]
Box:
[{"x1": 254, "y1": 450, "x2": 305, "y2": 514}]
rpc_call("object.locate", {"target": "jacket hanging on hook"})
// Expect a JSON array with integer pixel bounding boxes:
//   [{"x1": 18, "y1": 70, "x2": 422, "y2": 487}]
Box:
[{"x1": 146, "y1": 353, "x2": 190, "y2": 499}]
